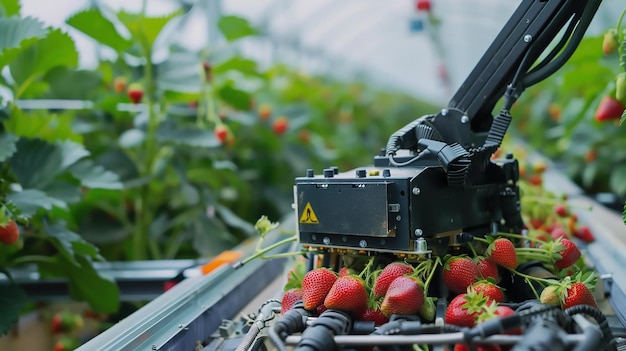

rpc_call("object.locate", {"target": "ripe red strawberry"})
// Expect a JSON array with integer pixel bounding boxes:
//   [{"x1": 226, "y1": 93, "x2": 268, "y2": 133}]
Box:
[
  {"x1": 454, "y1": 344, "x2": 501, "y2": 351},
  {"x1": 443, "y1": 256, "x2": 479, "y2": 293},
  {"x1": 563, "y1": 282, "x2": 598, "y2": 309},
  {"x1": 51, "y1": 311, "x2": 84, "y2": 334},
  {"x1": 373, "y1": 261, "x2": 414, "y2": 298},
  {"x1": 573, "y1": 225, "x2": 595, "y2": 243},
  {"x1": 324, "y1": 275, "x2": 368, "y2": 313},
  {"x1": 475, "y1": 256, "x2": 499, "y2": 282},
  {"x1": 476, "y1": 303, "x2": 521, "y2": 335},
  {"x1": 113, "y1": 76, "x2": 127, "y2": 94},
  {"x1": 127, "y1": 83, "x2": 144, "y2": 104},
  {"x1": 272, "y1": 116, "x2": 289, "y2": 135},
  {"x1": 214, "y1": 125, "x2": 229, "y2": 143},
  {"x1": 445, "y1": 293, "x2": 483, "y2": 328},
  {"x1": 52, "y1": 337, "x2": 78, "y2": 351},
  {"x1": 281, "y1": 288, "x2": 303, "y2": 314},
  {"x1": 595, "y1": 96, "x2": 625, "y2": 122},
  {"x1": 486, "y1": 238, "x2": 518, "y2": 269},
  {"x1": 415, "y1": 0, "x2": 431, "y2": 11},
  {"x1": 550, "y1": 226, "x2": 567, "y2": 240},
  {"x1": 301, "y1": 268, "x2": 337, "y2": 310},
  {"x1": 555, "y1": 238, "x2": 581, "y2": 270},
  {"x1": 471, "y1": 281, "x2": 504, "y2": 303},
  {"x1": 554, "y1": 203, "x2": 568, "y2": 217},
  {"x1": 380, "y1": 276, "x2": 424, "y2": 317},
  {"x1": 357, "y1": 307, "x2": 389, "y2": 326},
  {"x1": 0, "y1": 220, "x2": 19, "y2": 245},
  {"x1": 602, "y1": 29, "x2": 618, "y2": 56}
]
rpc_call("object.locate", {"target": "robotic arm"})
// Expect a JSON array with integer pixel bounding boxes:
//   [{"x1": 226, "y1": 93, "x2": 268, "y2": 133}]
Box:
[{"x1": 294, "y1": 0, "x2": 603, "y2": 258}]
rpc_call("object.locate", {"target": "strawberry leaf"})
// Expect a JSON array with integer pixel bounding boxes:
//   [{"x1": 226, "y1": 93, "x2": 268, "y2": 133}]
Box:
[
  {"x1": 9, "y1": 29, "x2": 78, "y2": 93},
  {"x1": 66, "y1": 7, "x2": 132, "y2": 53},
  {"x1": 117, "y1": 9, "x2": 182, "y2": 52},
  {"x1": 6, "y1": 189, "x2": 66, "y2": 216},
  {"x1": 217, "y1": 16, "x2": 257, "y2": 42},
  {"x1": 157, "y1": 52, "x2": 202, "y2": 97},
  {"x1": 68, "y1": 159, "x2": 123, "y2": 190},
  {"x1": 0, "y1": 132, "x2": 18, "y2": 162},
  {"x1": 218, "y1": 84, "x2": 252, "y2": 111},
  {"x1": 213, "y1": 57, "x2": 259, "y2": 76},
  {"x1": 4, "y1": 109, "x2": 83, "y2": 143},
  {"x1": 0, "y1": 284, "x2": 28, "y2": 336},
  {"x1": 609, "y1": 164, "x2": 626, "y2": 195},
  {"x1": 0, "y1": 16, "x2": 47, "y2": 69},
  {"x1": 0, "y1": 0, "x2": 20, "y2": 16}
]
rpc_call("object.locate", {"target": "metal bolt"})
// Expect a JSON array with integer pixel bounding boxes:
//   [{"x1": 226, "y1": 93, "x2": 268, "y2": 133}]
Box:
[
  {"x1": 152, "y1": 345, "x2": 157, "y2": 350},
  {"x1": 415, "y1": 238, "x2": 427, "y2": 252},
  {"x1": 323, "y1": 237, "x2": 330, "y2": 245},
  {"x1": 524, "y1": 34, "x2": 532, "y2": 42},
  {"x1": 359, "y1": 240, "x2": 367, "y2": 248},
  {"x1": 412, "y1": 187, "x2": 421, "y2": 195},
  {"x1": 396, "y1": 215, "x2": 401, "y2": 221},
  {"x1": 460, "y1": 115, "x2": 469, "y2": 123},
  {"x1": 441, "y1": 109, "x2": 448, "y2": 116},
  {"x1": 415, "y1": 228, "x2": 423, "y2": 236}
]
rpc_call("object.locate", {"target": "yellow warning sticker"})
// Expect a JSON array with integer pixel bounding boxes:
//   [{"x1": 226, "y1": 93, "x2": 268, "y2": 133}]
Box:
[{"x1": 299, "y1": 202, "x2": 319, "y2": 224}]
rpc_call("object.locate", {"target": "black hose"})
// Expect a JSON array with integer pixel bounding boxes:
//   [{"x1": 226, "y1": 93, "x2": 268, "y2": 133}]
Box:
[{"x1": 565, "y1": 305, "x2": 617, "y2": 351}]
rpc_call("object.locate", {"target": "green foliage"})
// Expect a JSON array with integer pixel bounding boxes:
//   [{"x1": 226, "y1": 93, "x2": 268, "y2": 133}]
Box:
[
  {"x1": 0, "y1": 284, "x2": 27, "y2": 335},
  {"x1": 65, "y1": 8, "x2": 132, "y2": 53},
  {"x1": 218, "y1": 16, "x2": 257, "y2": 42},
  {"x1": 0, "y1": 16, "x2": 47, "y2": 69}
]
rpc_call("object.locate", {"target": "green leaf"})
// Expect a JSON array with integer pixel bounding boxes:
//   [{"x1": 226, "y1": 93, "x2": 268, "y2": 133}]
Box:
[
  {"x1": 66, "y1": 255, "x2": 120, "y2": 313},
  {"x1": 68, "y1": 159, "x2": 123, "y2": 190},
  {"x1": 0, "y1": 132, "x2": 18, "y2": 162},
  {"x1": 44, "y1": 220, "x2": 86, "y2": 266},
  {"x1": 213, "y1": 57, "x2": 258, "y2": 76},
  {"x1": 6, "y1": 189, "x2": 66, "y2": 216},
  {"x1": 0, "y1": 0, "x2": 20, "y2": 17},
  {"x1": 609, "y1": 164, "x2": 626, "y2": 196},
  {"x1": 217, "y1": 16, "x2": 257, "y2": 42},
  {"x1": 9, "y1": 138, "x2": 88, "y2": 188},
  {"x1": 217, "y1": 85, "x2": 251, "y2": 110},
  {"x1": 4, "y1": 110, "x2": 83, "y2": 143},
  {"x1": 0, "y1": 284, "x2": 28, "y2": 336},
  {"x1": 157, "y1": 52, "x2": 202, "y2": 95},
  {"x1": 0, "y1": 16, "x2": 47, "y2": 68},
  {"x1": 44, "y1": 67, "x2": 101, "y2": 100},
  {"x1": 156, "y1": 123, "x2": 221, "y2": 148},
  {"x1": 216, "y1": 204, "x2": 254, "y2": 236},
  {"x1": 66, "y1": 8, "x2": 132, "y2": 53},
  {"x1": 117, "y1": 10, "x2": 182, "y2": 51},
  {"x1": 10, "y1": 29, "x2": 78, "y2": 95}
]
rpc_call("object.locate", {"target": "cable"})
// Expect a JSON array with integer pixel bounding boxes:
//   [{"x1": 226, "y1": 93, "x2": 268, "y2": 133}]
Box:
[{"x1": 565, "y1": 305, "x2": 617, "y2": 351}]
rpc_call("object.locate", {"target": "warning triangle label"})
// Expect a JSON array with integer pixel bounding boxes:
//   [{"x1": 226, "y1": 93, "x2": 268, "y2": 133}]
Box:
[{"x1": 299, "y1": 202, "x2": 319, "y2": 224}]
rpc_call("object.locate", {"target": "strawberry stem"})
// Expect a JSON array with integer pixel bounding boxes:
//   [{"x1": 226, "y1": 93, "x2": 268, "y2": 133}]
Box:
[
  {"x1": 507, "y1": 267, "x2": 555, "y2": 286},
  {"x1": 467, "y1": 241, "x2": 479, "y2": 257},
  {"x1": 358, "y1": 256, "x2": 376, "y2": 280},
  {"x1": 493, "y1": 232, "x2": 548, "y2": 245},
  {"x1": 239, "y1": 235, "x2": 298, "y2": 266},
  {"x1": 422, "y1": 257, "x2": 441, "y2": 294}
]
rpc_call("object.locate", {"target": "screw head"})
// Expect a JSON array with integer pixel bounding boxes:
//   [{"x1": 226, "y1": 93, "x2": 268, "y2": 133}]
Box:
[
  {"x1": 415, "y1": 228, "x2": 423, "y2": 236},
  {"x1": 323, "y1": 237, "x2": 331, "y2": 245},
  {"x1": 359, "y1": 240, "x2": 367, "y2": 248},
  {"x1": 524, "y1": 34, "x2": 532, "y2": 42},
  {"x1": 461, "y1": 115, "x2": 469, "y2": 123},
  {"x1": 412, "y1": 187, "x2": 421, "y2": 195}
]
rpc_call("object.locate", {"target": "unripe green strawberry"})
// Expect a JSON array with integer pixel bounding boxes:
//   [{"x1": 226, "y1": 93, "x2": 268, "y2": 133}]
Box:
[
  {"x1": 602, "y1": 29, "x2": 618, "y2": 56},
  {"x1": 539, "y1": 285, "x2": 560, "y2": 306},
  {"x1": 418, "y1": 297, "x2": 436, "y2": 321},
  {"x1": 324, "y1": 275, "x2": 368, "y2": 313},
  {"x1": 616, "y1": 72, "x2": 626, "y2": 105}
]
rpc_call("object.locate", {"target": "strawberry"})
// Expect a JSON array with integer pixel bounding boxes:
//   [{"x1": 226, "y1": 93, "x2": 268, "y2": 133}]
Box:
[
  {"x1": 476, "y1": 303, "x2": 521, "y2": 335},
  {"x1": 550, "y1": 226, "x2": 567, "y2": 240},
  {"x1": 528, "y1": 174, "x2": 542, "y2": 186},
  {"x1": 555, "y1": 238, "x2": 581, "y2": 270},
  {"x1": 602, "y1": 29, "x2": 618, "y2": 56},
  {"x1": 202, "y1": 61, "x2": 212, "y2": 82},
  {"x1": 357, "y1": 306, "x2": 389, "y2": 326},
  {"x1": 595, "y1": 96, "x2": 625, "y2": 122},
  {"x1": 415, "y1": 0, "x2": 431, "y2": 11},
  {"x1": 272, "y1": 116, "x2": 289, "y2": 135},
  {"x1": 475, "y1": 256, "x2": 499, "y2": 282},
  {"x1": 324, "y1": 275, "x2": 368, "y2": 313},
  {"x1": 471, "y1": 281, "x2": 504, "y2": 303},
  {"x1": 0, "y1": 220, "x2": 19, "y2": 245},
  {"x1": 281, "y1": 288, "x2": 303, "y2": 314},
  {"x1": 51, "y1": 311, "x2": 84, "y2": 334},
  {"x1": 372, "y1": 261, "x2": 414, "y2": 298},
  {"x1": 486, "y1": 238, "x2": 518, "y2": 269},
  {"x1": 584, "y1": 150, "x2": 597, "y2": 163},
  {"x1": 258, "y1": 104, "x2": 272, "y2": 120},
  {"x1": 419, "y1": 297, "x2": 436, "y2": 322},
  {"x1": 127, "y1": 83, "x2": 144, "y2": 104},
  {"x1": 113, "y1": 76, "x2": 127, "y2": 94},
  {"x1": 617, "y1": 72, "x2": 626, "y2": 105},
  {"x1": 214, "y1": 125, "x2": 229, "y2": 144},
  {"x1": 454, "y1": 344, "x2": 501, "y2": 351},
  {"x1": 52, "y1": 337, "x2": 78, "y2": 351},
  {"x1": 301, "y1": 268, "x2": 337, "y2": 310},
  {"x1": 380, "y1": 276, "x2": 425, "y2": 317},
  {"x1": 563, "y1": 281, "x2": 598, "y2": 309},
  {"x1": 445, "y1": 292, "x2": 485, "y2": 328},
  {"x1": 554, "y1": 203, "x2": 568, "y2": 217},
  {"x1": 573, "y1": 225, "x2": 595, "y2": 243},
  {"x1": 539, "y1": 285, "x2": 560, "y2": 306},
  {"x1": 443, "y1": 256, "x2": 479, "y2": 293}
]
